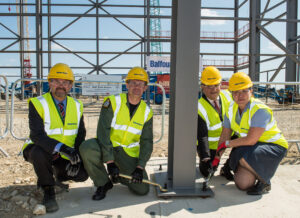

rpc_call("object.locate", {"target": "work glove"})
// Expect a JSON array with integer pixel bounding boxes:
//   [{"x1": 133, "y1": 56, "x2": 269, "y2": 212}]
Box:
[
  {"x1": 212, "y1": 156, "x2": 220, "y2": 170},
  {"x1": 199, "y1": 160, "x2": 212, "y2": 178},
  {"x1": 59, "y1": 144, "x2": 81, "y2": 165},
  {"x1": 131, "y1": 167, "x2": 144, "y2": 184},
  {"x1": 216, "y1": 141, "x2": 228, "y2": 156},
  {"x1": 107, "y1": 162, "x2": 120, "y2": 183},
  {"x1": 66, "y1": 162, "x2": 80, "y2": 177}
]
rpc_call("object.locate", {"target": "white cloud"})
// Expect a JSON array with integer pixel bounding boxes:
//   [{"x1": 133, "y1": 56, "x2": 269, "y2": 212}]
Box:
[
  {"x1": 201, "y1": 9, "x2": 226, "y2": 26},
  {"x1": 267, "y1": 40, "x2": 286, "y2": 52},
  {"x1": 239, "y1": 48, "x2": 248, "y2": 53},
  {"x1": 8, "y1": 58, "x2": 16, "y2": 63},
  {"x1": 51, "y1": 43, "x2": 69, "y2": 50}
]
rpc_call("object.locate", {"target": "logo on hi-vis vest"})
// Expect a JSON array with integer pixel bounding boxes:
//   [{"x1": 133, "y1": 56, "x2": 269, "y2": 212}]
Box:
[
  {"x1": 68, "y1": 123, "x2": 77, "y2": 125},
  {"x1": 133, "y1": 121, "x2": 143, "y2": 126}
]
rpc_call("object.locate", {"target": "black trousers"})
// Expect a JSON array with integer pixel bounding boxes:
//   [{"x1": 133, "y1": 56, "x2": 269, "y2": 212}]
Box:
[{"x1": 23, "y1": 144, "x2": 88, "y2": 187}]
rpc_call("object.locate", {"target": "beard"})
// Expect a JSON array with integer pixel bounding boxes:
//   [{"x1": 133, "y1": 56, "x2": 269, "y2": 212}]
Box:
[{"x1": 54, "y1": 87, "x2": 67, "y2": 98}]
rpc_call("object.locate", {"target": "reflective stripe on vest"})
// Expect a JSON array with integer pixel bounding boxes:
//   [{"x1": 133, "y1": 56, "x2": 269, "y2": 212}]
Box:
[
  {"x1": 198, "y1": 102, "x2": 222, "y2": 131},
  {"x1": 228, "y1": 98, "x2": 288, "y2": 149},
  {"x1": 197, "y1": 92, "x2": 231, "y2": 150},
  {"x1": 22, "y1": 93, "x2": 83, "y2": 154},
  {"x1": 111, "y1": 95, "x2": 151, "y2": 137},
  {"x1": 38, "y1": 95, "x2": 81, "y2": 136},
  {"x1": 109, "y1": 94, "x2": 152, "y2": 157},
  {"x1": 220, "y1": 90, "x2": 232, "y2": 103}
]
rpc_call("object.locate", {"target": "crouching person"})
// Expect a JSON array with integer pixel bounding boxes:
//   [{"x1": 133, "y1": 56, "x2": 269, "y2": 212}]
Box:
[
  {"x1": 22, "y1": 63, "x2": 88, "y2": 213},
  {"x1": 80, "y1": 67, "x2": 153, "y2": 200},
  {"x1": 213, "y1": 72, "x2": 288, "y2": 195}
]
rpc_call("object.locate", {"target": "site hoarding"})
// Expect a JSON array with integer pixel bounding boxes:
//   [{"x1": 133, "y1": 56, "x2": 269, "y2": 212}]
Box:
[{"x1": 81, "y1": 75, "x2": 122, "y2": 96}]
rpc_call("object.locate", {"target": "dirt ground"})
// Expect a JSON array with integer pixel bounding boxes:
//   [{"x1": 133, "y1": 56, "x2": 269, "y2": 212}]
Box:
[{"x1": 0, "y1": 98, "x2": 299, "y2": 217}]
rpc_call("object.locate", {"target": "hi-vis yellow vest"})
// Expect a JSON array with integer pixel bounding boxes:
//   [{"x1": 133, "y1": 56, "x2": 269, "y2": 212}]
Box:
[
  {"x1": 198, "y1": 90, "x2": 233, "y2": 150},
  {"x1": 22, "y1": 92, "x2": 83, "y2": 159},
  {"x1": 106, "y1": 93, "x2": 153, "y2": 158},
  {"x1": 227, "y1": 97, "x2": 288, "y2": 149}
]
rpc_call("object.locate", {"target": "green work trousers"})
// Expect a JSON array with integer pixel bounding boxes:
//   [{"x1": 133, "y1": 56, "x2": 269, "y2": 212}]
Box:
[{"x1": 80, "y1": 138, "x2": 150, "y2": 195}]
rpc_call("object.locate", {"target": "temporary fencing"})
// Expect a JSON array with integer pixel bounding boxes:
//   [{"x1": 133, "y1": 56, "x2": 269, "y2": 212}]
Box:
[
  {"x1": 9, "y1": 78, "x2": 166, "y2": 146},
  {"x1": 1, "y1": 78, "x2": 300, "y2": 156},
  {"x1": 0, "y1": 75, "x2": 9, "y2": 157}
]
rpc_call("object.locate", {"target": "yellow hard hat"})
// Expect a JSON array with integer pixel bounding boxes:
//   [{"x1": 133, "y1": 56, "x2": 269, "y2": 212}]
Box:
[
  {"x1": 228, "y1": 72, "x2": 253, "y2": 91},
  {"x1": 47, "y1": 63, "x2": 74, "y2": 82},
  {"x1": 125, "y1": 67, "x2": 149, "y2": 84},
  {"x1": 200, "y1": 66, "x2": 222, "y2": 85}
]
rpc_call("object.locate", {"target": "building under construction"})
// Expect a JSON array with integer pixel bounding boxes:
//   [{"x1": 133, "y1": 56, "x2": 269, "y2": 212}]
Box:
[
  {"x1": 1, "y1": 2, "x2": 300, "y2": 214},
  {"x1": 0, "y1": 0, "x2": 299, "y2": 88}
]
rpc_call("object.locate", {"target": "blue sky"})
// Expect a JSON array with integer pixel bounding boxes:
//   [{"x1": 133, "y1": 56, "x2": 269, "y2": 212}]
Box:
[{"x1": 0, "y1": 0, "x2": 299, "y2": 84}]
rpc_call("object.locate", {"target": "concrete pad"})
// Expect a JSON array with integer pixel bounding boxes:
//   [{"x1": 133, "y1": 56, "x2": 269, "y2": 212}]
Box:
[{"x1": 41, "y1": 158, "x2": 300, "y2": 218}]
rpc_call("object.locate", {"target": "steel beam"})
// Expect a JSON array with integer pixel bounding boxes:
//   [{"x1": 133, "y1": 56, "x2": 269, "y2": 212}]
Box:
[
  {"x1": 258, "y1": 25, "x2": 300, "y2": 65},
  {"x1": 286, "y1": 0, "x2": 298, "y2": 82},
  {"x1": 96, "y1": 0, "x2": 99, "y2": 75},
  {"x1": 167, "y1": 0, "x2": 200, "y2": 190},
  {"x1": 249, "y1": 0, "x2": 260, "y2": 81},
  {"x1": 234, "y1": 0, "x2": 239, "y2": 73},
  {"x1": 47, "y1": 0, "x2": 51, "y2": 73},
  {"x1": 36, "y1": 0, "x2": 42, "y2": 95},
  {"x1": 269, "y1": 58, "x2": 286, "y2": 82}
]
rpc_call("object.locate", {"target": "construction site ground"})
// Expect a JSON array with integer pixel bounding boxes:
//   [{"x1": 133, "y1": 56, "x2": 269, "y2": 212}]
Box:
[{"x1": 0, "y1": 98, "x2": 300, "y2": 218}]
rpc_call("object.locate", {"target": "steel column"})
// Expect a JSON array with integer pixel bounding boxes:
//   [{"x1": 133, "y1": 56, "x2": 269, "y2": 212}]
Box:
[
  {"x1": 18, "y1": 0, "x2": 25, "y2": 99},
  {"x1": 233, "y1": 0, "x2": 239, "y2": 73},
  {"x1": 47, "y1": 0, "x2": 51, "y2": 71},
  {"x1": 249, "y1": 0, "x2": 260, "y2": 81},
  {"x1": 168, "y1": 0, "x2": 200, "y2": 189},
  {"x1": 96, "y1": 0, "x2": 100, "y2": 75},
  {"x1": 286, "y1": 0, "x2": 298, "y2": 82},
  {"x1": 36, "y1": 0, "x2": 42, "y2": 95}
]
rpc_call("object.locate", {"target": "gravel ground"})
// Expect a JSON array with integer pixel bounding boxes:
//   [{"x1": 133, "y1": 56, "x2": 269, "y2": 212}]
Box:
[{"x1": 0, "y1": 99, "x2": 299, "y2": 217}]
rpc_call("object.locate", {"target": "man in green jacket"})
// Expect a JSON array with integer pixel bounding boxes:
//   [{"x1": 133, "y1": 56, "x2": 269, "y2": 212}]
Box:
[{"x1": 80, "y1": 67, "x2": 153, "y2": 200}]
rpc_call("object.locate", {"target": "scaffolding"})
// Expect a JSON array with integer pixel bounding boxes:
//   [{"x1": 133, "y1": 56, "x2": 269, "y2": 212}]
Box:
[{"x1": 0, "y1": 0, "x2": 299, "y2": 88}]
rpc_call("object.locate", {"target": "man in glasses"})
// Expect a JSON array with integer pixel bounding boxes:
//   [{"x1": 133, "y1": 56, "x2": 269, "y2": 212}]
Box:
[
  {"x1": 80, "y1": 67, "x2": 153, "y2": 201},
  {"x1": 22, "y1": 63, "x2": 88, "y2": 213},
  {"x1": 197, "y1": 66, "x2": 234, "y2": 180}
]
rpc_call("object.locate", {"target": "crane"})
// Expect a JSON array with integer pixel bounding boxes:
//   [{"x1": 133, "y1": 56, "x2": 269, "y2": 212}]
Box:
[
  {"x1": 150, "y1": 0, "x2": 162, "y2": 75},
  {"x1": 16, "y1": 0, "x2": 32, "y2": 86}
]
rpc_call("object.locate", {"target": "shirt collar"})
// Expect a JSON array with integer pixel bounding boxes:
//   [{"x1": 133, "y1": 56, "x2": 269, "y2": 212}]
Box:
[
  {"x1": 206, "y1": 96, "x2": 219, "y2": 106},
  {"x1": 52, "y1": 95, "x2": 67, "y2": 106}
]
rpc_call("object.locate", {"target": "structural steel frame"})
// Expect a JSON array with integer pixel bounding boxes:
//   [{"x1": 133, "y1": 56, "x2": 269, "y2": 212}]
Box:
[{"x1": 0, "y1": 0, "x2": 299, "y2": 85}]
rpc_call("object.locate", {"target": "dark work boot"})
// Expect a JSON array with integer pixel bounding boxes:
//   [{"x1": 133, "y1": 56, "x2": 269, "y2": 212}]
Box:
[
  {"x1": 247, "y1": 181, "x2": 271, "y2": 195},
  {"x1": 92, "y1": 181, "x2": 113, "y2": 201},
  {"x1": 42, "y1": 186, "x2": 59, "y2": 213},
  {"x1": 220, "y1": 159, "x2": 234, "y2": 181}
]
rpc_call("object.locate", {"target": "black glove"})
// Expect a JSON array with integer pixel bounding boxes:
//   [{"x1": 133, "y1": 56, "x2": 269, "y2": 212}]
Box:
[
  {"x1": 66, "y1": 162, "x2": 80, "y2": 177},
  {"x1": 59, "y1": 144, "x2": 81, "y2": 165},
  {"x1": 107, "y1": 162, "x2": 119, "y2": 183},
  {"x1": 199, "y1": 160, "x2": 212, "y2": 178},
  {"x1": 131, "y1": 167, "x2": 143, "y2": 184}
]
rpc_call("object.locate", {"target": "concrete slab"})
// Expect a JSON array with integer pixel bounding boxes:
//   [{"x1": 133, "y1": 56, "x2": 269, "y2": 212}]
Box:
[{"x1": 41, "y1": 158, "x2": 300, "y2": 218}]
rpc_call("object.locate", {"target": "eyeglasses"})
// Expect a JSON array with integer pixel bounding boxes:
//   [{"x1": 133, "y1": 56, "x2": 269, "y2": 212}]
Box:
[
  {"x1": 128, "y1": 81, "x2": 146, "y2": 87},
  {"x1": 232, "y1": 89, "x2": 250, "y2": 96},
  {"x1": 202, "y1": 84, "x2": 221, "y2": 89},
  {"x1": 50, "y1": 79, "x2": 71, "y2": 87}
]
